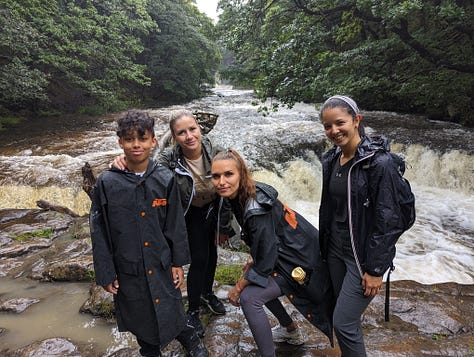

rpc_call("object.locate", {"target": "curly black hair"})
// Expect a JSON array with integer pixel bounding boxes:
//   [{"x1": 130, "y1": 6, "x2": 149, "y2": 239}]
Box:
[{"x1": 116, "y1": 110, "x2": 155, "y2": 138}]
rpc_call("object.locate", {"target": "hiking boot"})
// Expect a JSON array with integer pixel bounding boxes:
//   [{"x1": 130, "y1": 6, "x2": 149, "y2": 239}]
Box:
[
  {"x1": 271, "y1": 324, "x2": 305, "y2": 345},
  {"x1": 177, "y1": 325, "x2": 208, "y2": 357},
  {"x1": 200, "y1": 293, "x2": 226, "y2": 315},
  {"x1": 186, "y1": 340, "x2": 209, "y2": 357},
  {"x1": 186, "y1": 310, "x2": 205, "y2": 337}
]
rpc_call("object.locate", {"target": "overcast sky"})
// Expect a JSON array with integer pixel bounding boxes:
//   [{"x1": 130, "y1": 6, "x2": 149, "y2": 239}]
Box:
[{"x1": 195, "y1": 0, "x2": 219, "y2": 21}]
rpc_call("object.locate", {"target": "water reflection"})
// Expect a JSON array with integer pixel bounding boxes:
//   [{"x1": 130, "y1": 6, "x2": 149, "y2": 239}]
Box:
[{"x1": 0, "y1": 277, "x2": 136, "y2": 354}]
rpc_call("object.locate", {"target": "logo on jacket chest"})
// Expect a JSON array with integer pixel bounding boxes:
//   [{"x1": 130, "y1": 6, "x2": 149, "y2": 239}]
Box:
[{"x1": 152, "y1": 198, "x2": 167, "y2": 207}]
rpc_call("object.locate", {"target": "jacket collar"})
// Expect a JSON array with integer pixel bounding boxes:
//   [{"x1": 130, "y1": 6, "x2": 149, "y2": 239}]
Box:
[{"x1": 323, "y1": 134, "x2": 389, "y2": 162}]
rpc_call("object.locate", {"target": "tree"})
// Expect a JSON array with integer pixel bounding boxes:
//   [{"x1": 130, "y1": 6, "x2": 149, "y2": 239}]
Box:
[
  {"x1": 217, "y1": 0, "x2": 474, "y2": 126},
  {"x1": 139, "y1": 0, "x2": 221, "y2": 103}
]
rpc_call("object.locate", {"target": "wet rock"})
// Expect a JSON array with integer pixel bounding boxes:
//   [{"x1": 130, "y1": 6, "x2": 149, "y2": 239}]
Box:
[
  {"x1": 4, "y1": 337, "x2": 81, "y2": 357},
  {"x1": 80, "y1": 284, "x2": 115, "y2": 319},
  {"x1": 0, "y1": 238, "x2": 53, "y2": 258},
  {"x1": 42, "y1": 254, "x2": 94, "y2": 282},
  {"x1": 0, "y1": 208, "x2": 473, "y2": 356},
  {"x1": 108, "y1": 348, "x2": 141, "y2": 357},
  {"x1": 0, "y1": 297, "x2": 40, "y2": 313}
]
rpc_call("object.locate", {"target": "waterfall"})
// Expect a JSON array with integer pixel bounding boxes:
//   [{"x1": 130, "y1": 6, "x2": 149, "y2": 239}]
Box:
[{"x1": 0, "y1": 88, "x2": 472, "y2": 284}]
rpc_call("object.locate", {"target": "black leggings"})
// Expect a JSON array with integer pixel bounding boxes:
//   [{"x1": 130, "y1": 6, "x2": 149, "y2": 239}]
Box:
[{"x1": 186, "y1": 204, "x2": 217, "y2": 311}]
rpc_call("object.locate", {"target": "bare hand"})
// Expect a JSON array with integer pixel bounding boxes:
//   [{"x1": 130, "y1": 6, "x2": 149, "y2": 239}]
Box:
[
  {"x1": 111, "y1": 154, "x2": 127, "y2": 170},
  {"x1": 228, "y1": 286, "x2": 241, "y2": 307},
  {"x1": 217, "y1": 233, "x2": 229, "y2": 246},
  {"x1": 172, "y1": 267, "x2": 184, "y2": 289},
  {"x1": 103, "y1": 279, "x2": 119, "y2": 295},
  {"x1": 361, "y1": 273, "x2": 383, "y2": 297}
]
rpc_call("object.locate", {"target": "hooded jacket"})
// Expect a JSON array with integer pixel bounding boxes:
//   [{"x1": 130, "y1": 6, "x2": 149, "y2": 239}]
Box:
[
  {"x1": 232, "y1": 181, "x2": 334, "y2": 344},
  {"x1": 319, "y1": 135, "x2": 404, "y2": 277},
  {"x1": 158, "y1": 135, "x2": 235, "y2": 236},
  {"x1": 90, "y1": 160, "x2": 190, "y2": 347}
]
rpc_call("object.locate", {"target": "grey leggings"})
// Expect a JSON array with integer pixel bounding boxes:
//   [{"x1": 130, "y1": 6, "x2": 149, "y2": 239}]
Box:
[
  {"x1": 328, "y1": 235, "x2": 374, "y2": 357},
  {"x1": 239, "y1": 276, "x2": 293, "y2": 357}
]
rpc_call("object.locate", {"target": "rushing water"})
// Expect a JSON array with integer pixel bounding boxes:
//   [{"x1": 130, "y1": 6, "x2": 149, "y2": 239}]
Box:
[{"x1": 0, "y1": 87, "x2": 473, "y2": 353}]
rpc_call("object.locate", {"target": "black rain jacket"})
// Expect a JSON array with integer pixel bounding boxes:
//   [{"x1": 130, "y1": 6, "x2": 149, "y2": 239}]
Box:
[
  {"x1": 319, "y1": 135, "x2": 405, "y2": 277},
  {"x1": 90, "y1": 160, "x2": 190, "y2": 347},
  {"x1": 235, "y1": 181, "x2": 334, "y2": 345}
]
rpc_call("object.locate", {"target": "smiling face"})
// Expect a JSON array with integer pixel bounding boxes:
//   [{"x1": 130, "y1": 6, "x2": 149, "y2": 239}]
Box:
[
  {"x1": 321, "y1": 107, "x2": 361, "y2": 151},
  {"x1": 171, "y1": 115, "x2": 202, "y2": 156},
  {"x1": 211, "y1": 158, "x2": 241, "y2": 199},
  {"x1": 118, "y1": 129, "x2": 156, "y2": 172}
]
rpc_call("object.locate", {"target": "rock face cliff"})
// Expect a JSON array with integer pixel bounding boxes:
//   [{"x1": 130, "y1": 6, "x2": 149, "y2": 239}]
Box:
[{"x1": 0, "y1": 207, "x2": 473, "y2": 356}]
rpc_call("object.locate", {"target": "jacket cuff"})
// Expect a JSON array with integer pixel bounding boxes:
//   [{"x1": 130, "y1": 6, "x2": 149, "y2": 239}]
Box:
[{"x1": 244, "y1": 267, "x2": 269, "y2": 288}]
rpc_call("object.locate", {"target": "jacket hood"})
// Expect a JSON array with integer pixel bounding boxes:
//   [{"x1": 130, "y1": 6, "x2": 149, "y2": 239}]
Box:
[
  {"x1": 243, "y1": 181, "x2": 278, "y2": 221},
  {"x1": 323, "y1": 134, "x2": 390, "y2": 162},
  {"x1": 255, "y1": 181, "x2": 278, "y2": 206},
  {"x1": 357, "y1": 134, "x2": 390, "y2": 157}
]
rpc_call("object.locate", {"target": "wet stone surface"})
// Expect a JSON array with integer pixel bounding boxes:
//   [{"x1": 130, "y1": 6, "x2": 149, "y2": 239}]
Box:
[{"x1": 0, "y1": 208, "x2": 473, "y2": 356}]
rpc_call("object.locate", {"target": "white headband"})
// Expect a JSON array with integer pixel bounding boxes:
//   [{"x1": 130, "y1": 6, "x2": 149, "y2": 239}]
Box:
[{"x1": 324, "y1": 95, "x2": 360, "y2": 115}]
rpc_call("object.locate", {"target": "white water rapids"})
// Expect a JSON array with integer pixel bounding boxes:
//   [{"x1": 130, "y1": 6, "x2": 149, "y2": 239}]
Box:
[{"x1": 0, "y1": 87, "x2": 472, "y2": 285}]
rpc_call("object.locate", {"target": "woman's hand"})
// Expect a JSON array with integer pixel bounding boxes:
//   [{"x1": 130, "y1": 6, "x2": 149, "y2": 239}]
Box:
[
  {"x1": 110, "y1": 153, "x2": 127, "y2": 170},
  {"x1": 361, "y1": 273, "x2": 383, "y2": 297},
  {"x1": 172, "y1": 267, "x2": 184, "y2": 289},
  {"x1": 228, "y1": 286, "x2": 241, "y2": 307},
  {"x1": 217, "y1": 233, "x2": 229, "y2": 246}
]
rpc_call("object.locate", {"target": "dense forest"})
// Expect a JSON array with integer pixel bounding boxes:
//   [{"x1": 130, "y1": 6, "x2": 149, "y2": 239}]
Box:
[
  {"x1": 216, "y1": 0, "x2": 473, "y2": 126},
  {"x1": 0, "y1": 0, "x2": 219, "y2": 116},
  {"x1": 0, "y1": 0, "x2": 472, "y2": 126}
]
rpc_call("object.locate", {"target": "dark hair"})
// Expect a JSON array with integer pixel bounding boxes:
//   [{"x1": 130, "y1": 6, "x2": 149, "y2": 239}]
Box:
[
  {"x1": 169, "y1": 109, "x2": 198, "y2": 133},
  {"x1": 212, "y1": 149, "x2": 256, "y2": 208},
  {"x1": 116, "y1": 110, "x2": 155, "y2": 138},
  {"x1": 319, "y1": 96, "x2": 365, "y2": 136}
]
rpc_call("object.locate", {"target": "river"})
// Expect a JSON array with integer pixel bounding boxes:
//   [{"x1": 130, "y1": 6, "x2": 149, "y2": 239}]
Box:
[{"x1": 0, "y1": 87, "x2": 473, "y2": 354}]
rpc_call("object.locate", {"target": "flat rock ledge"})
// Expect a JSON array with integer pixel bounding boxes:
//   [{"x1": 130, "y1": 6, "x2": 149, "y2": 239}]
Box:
[{"x1": 0, "y1": 208, "x2": 473, "y2": 356}]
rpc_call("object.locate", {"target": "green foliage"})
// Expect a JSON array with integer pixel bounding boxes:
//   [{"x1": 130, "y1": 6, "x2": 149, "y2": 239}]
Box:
[
  {"x1": 0, "y1": 0, "x2": 220, "y2": 115},
  {"x1": 214, "y1": 265, "x2": 242, "y2": 285},
  {"x1": 14, "y1": 228, "x2": 54, "y2": 242},
  {"x1": 0, "y1": 116, "x2": 25, "y2": 131},
  {"x1": 140, "y1": 0, "x2": 220, "y2": 103},
  {"x1": 217, "y1": 0, "x2": 474, "y2": 126},
  {"x1": 86, "y1": 269, "x2": 96, "y2": 281}
]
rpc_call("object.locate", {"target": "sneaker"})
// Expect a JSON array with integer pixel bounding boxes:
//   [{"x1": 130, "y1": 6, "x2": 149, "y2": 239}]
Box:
[
  {"x1": 186, "y1": 310, "x2": 205, "y2": 337},
  {"x1": 271, "y1": 324, "x2": 305, "y2": 345},
  {"x1": 200, "y1": 293, "x2": 226, "y2": 315}
]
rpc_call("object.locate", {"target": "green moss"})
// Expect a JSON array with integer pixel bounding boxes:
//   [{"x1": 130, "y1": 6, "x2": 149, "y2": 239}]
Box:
[
  {"x1": 99, "y1": 300, "x2": 115, "y2": 318},
  {"x1": 14, "y1": 228, "x2": 54, "y2": 242},
  {"x1": 431, "y1": 333, "x2": 447, "y2": 341},
  {"x1": 0, "y1": 116, "x2": 25, "y2": 131},
  {"x1": 214, "y1": 265, "x2": 242, "y2": 285},
  {"x1": 86, "y1": 269, "x2": 96, "y2": 281}
]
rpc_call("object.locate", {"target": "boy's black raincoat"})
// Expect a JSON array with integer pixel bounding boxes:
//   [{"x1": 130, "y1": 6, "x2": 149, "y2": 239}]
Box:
[{"x1": 90, "y1": 160, "x2": 190, "y2": 347}]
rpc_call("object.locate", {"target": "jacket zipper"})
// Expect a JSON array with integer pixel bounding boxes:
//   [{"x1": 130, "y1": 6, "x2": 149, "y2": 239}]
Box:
[
  {"x1": 347, "y1": 152, "x2": 375, "y2": 278},
  {"x1": 175, "y1": 159, "x2": 195, "y2": 215}
]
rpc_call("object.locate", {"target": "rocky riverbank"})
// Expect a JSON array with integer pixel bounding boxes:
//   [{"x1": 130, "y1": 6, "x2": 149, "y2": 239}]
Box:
[{"x1": 0, "y1": 207, "x2": 473, "y2": 356}]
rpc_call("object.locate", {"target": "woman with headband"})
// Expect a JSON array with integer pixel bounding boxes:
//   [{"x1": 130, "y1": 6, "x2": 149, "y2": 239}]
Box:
[
  {"x1": 319, "y1": 95, "x2": 408, "y2": 356},
  {"x1": 210, "y1": 149, "x2": 334, "y2": 357}
]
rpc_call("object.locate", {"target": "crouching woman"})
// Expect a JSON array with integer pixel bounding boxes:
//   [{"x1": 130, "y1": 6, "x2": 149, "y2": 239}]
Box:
[{"x1": 210, "y1": 149, "x2": 334, "y2": 357}]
